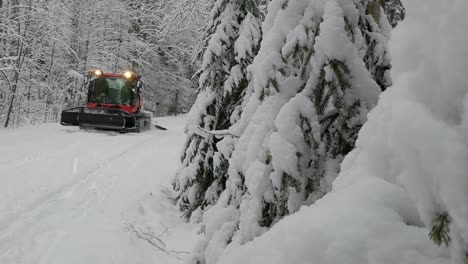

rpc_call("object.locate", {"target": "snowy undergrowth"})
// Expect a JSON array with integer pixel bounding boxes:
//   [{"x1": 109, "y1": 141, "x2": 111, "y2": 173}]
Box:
[
  {"x1": 219, "y1": 178, "x2": 448, "y2": 264},
  {"x1": 216, "y1": 0, "x2": 468, "y2": 263}
]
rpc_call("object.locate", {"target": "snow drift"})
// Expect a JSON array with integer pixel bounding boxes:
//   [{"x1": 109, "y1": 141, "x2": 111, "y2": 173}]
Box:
[{"x1": 217, "y1": 0, "x2": 468, "y2": 263}]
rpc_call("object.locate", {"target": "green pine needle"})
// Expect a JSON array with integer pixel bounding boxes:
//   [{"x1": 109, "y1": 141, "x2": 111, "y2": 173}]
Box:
[{"x1": 429, "y1": 212, "x2": 451, "y2": 247}]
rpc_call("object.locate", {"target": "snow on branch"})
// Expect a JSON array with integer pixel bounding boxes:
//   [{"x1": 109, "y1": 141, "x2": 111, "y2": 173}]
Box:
[
  {"x1": 318, "y1": 109, "x2": 339, "y2": 122},
  {"x1": 194, "y1": 126, "x2": 240, "y2": 139}
]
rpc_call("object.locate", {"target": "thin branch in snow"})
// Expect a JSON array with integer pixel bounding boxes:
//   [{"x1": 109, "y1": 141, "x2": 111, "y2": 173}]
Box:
[{"x1": 123, "y1": 220, "x2": 189, "y2": 259}]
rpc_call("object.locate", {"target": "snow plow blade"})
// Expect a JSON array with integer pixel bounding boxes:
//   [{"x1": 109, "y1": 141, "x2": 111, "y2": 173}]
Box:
[{"x1": 61, "y1": 107, "x2": 136, "y2": 131}]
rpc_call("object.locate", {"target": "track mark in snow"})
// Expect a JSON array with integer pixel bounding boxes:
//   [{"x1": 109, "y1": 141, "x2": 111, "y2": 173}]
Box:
[
  {"x1": 0, "y1": 116, "x2": 198, "y2": 264},
  {"x1": 72, "y1": 158, "x2": 79, "y2": 175},
  {"x1": 0, "y1": 133, "x2": 152, "y2": 246}
]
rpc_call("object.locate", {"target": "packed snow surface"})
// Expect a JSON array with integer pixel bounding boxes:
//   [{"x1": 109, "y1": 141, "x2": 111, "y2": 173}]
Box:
[{"x1": 0, "y1": 116, "x2": 198, "y2": 264}]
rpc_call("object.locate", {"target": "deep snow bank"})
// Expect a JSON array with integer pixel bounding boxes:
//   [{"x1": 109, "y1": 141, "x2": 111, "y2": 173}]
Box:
[
  {"x1": 217, "y1": 0, "x2": 468, "y2": 263},
  {"x1": 219, "y1": 178, "x2": 448, "y2": 264}
]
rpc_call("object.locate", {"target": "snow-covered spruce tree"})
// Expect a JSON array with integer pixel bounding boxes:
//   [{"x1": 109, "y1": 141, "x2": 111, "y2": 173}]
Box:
[
  {"x1": 382, "y1": 0, "x2": 405, "y2": 28},
  {"x1": 188, "y1": 0, "x2": 392, "y2": 263},
  {"x1": 173, "y1": 0, "x2": 263, "y2": 221}
]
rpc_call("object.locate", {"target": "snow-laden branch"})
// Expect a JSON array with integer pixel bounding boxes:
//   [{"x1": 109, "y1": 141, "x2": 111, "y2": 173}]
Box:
[{"x1": 194, "y1": 126, "x2": 240, "y2": 139}]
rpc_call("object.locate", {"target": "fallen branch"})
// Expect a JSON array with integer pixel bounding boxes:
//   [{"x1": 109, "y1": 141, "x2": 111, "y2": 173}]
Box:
[
  {"x1": 125, "y1": 222, "x2": 166, "y2": 251},
  {"x1": 124, "y1": 221, "x2": 190, "y2": 258}
]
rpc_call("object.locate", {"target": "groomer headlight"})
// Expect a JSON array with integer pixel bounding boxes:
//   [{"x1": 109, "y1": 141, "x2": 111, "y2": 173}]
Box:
[
  {"x1": 93, "y1": 69, "x2": 103, "y2": 77},
  {"x1": 122, "y1": 71, "x2": 133, "y2": 79}
]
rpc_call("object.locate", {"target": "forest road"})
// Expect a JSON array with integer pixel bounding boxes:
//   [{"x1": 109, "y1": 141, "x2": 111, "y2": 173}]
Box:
[{"x1": 0, "y1": 115, "x2": 197, "y2": 264}]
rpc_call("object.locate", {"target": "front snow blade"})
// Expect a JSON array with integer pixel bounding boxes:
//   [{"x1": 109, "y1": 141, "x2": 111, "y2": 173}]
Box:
[
  {"x1": 60, "y1": 107, "x2": 136, "y2": 131},
  {"x1": 60, "y1": 107, "x2": 81, "y2": 126}
]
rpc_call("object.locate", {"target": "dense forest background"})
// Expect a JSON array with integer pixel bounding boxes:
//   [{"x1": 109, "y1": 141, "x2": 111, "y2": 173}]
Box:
[{"x1": 0, "y1": 0, "x2": 210, "y2": 127}]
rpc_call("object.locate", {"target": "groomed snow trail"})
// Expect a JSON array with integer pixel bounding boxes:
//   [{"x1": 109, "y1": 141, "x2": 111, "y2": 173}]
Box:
[{"x1": 0, "y1": 115, "x2": 198, "y2": 264}]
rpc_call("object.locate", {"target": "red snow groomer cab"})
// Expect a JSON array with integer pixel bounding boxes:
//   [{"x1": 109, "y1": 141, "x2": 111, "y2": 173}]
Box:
[{"x1": 60, "y1": 70, "x2": 152, "y2": 132}]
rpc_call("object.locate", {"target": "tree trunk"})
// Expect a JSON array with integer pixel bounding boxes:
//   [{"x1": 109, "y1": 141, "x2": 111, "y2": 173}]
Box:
[
  {"x1": 174, "y1": 89, "x2": 179, "y2": 116},
  {"x1": 4, "y1": 89, "x2": 16, "y2": 127},
  {"x1": 4, "y1": 59, "x2": 21, "y2": 127},
  {"x1": 15, "y1": 95, "x2": 22, "y2": 125},
  {"x1": 367, "y1": 0, "x2": 381, "y2": 22},
  {"x1": 25, "y1": 67, "x2": 31, "y2": 118},
  {"x1": 5, "y1": 0, "x2": 32, "y2": 127}
]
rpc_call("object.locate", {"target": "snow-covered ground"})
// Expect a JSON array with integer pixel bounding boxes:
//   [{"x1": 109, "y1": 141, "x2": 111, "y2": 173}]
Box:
[{"x1": 0, "y1": 115, "x2": 198, "y2": 264}]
